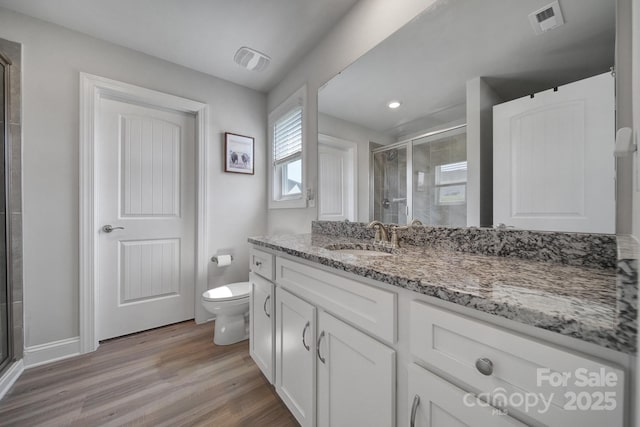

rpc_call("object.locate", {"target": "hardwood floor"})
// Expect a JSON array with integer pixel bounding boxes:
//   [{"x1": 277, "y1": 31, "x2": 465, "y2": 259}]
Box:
[{"x1": 0, "y1": 321, "x2": 298, "y2": 426}]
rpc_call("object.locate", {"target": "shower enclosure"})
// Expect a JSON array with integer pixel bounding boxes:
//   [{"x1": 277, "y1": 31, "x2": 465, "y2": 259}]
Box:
[
  {"x1": 371, "y1": 125, "x2": 467, "y2": 226},
  {"x1": 0, "y1": 51, "x2": 12, "y2": 376}
]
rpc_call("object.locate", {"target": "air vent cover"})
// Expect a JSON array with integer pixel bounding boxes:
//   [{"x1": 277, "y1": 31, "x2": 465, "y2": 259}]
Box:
[
  {"x1": 529, "y1": 1, "x2": 565, "y2": 35},
  {"x1": 234, "y1": 47, "x2": 271, "y2": 72}
]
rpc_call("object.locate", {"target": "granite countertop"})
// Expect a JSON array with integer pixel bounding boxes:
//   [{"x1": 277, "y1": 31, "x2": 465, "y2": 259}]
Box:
[{"x1": 248, "y1": 233, "x2": 635, "y2": 354}]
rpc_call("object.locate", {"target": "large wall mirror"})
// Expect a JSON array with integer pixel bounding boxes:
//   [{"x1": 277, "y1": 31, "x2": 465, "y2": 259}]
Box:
[{"x1": 317, "y1": 0, "x2": 616, "y2": 234}]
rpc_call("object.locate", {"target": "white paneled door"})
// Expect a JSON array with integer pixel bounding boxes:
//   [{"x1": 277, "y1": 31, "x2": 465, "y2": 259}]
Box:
[
  {"x1": 493, "y1": 72, "x2": 615, "y2": 233},
  {"x1": 318, "y1": 135, "x2": 357, "y2": 221},
  {"x1": 97, "y1": 97, "x2": 196, "y2": 340}
]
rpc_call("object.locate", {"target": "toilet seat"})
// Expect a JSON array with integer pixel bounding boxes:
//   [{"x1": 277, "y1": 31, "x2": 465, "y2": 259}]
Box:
[{"x1": 203, "y1": 281, "x2": 250, "y2": 302}]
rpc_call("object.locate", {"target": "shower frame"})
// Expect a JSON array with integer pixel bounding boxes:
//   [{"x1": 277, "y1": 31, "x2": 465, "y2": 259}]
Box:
[
  {"x1": 0, "y1": 49, "x2": 13, "y2": 375},
  {"x1": 369, "y1": 123, "x2": 467, "y2": 224}
]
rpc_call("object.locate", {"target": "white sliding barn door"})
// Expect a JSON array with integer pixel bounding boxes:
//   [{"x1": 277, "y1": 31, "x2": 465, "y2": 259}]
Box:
[
  {"x1": 493, "y1": 72, "x2": 615, "y2": 233},
  {"x1": 318, "y1": 135, "x2": 357, "y2": 221},
  {"x1": 97, "y1": 97, "x2": 196, "y2": 340}
]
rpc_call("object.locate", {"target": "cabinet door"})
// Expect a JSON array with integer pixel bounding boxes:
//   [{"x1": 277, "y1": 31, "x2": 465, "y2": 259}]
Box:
[
  {"x1": 317, "y1": 311, "x2": 395, "y2": 427},
  {"x1": 275, "y1": 288, "x2": 316, "y2": 427},
  {"x1": 407, "y1": 364, "x2": 526, "y2": 427},
  {"x1": 249, "y1": 272, "x2": 274, "y2": 383}
]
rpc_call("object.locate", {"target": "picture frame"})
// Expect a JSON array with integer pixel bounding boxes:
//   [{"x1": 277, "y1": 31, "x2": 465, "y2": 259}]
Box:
[{"x1": 224, "y1": 132, "x2": 255, "y2": 175}]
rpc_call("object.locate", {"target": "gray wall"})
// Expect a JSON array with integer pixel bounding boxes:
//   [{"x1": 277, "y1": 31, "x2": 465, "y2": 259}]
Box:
[
  {"x1": 466, "y1": 77, "x2": 503, "y2": 227},
  {"x1": 267, "y1": 0, "x2": 441, "y2": 234},
  {"x1": 0, "y1": 8, "x2": 268, "y2": 348},
  {"x1": 617, "y1": 0, "x2": 635, "y2": 234}
]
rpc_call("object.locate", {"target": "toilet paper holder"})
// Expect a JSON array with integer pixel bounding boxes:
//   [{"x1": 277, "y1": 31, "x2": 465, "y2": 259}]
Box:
[{"x1": 211, "y1": 255, "x2": 234, "y2": 264}]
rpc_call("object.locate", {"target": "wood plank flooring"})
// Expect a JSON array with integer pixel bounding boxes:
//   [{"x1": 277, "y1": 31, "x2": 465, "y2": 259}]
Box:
[{"x1": 0, "y1": 321, "x2": 298, "y2": 426}]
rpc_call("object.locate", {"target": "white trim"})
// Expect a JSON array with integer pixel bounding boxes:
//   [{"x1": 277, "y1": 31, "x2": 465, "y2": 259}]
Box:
[
  {"x1": 23, "y1": 337, "x2": 80, "y2": 368},
  {"x1": 632, "y1": 0, "x2": 640, "y2": 238},
  {"x1": 0, "y1": 359, "x2": 24, "y2": 400},
  {"x1": 268, "y1": 85, "x2": 307, "y2": 209},
  {"x1": 318, "y1": 134, "x2": 358, "y2": 221},
  {"x1": 79, "y1": 73, "x2": 209, "y2": 351}
]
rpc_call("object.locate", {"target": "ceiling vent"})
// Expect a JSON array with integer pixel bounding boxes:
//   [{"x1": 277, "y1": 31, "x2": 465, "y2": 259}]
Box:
[
  {"x1": 234, "y1": 47, "x2": 271, "y2": 72},
  {"x1": 528, "y1": 1, "x2": 565, "y2": 35}
]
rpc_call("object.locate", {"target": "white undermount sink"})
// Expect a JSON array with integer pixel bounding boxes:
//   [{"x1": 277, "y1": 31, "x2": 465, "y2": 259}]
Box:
[{"x1": 331, "y1": 249, "x2": 393, "y2": 257}]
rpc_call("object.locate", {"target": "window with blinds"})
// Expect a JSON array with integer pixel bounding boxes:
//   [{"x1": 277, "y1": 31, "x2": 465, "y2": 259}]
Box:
[
  {"x1": 269, "y1": 86, "x2": 306, "y2": 208},
  {"x1": 273, "y1": 106, "x2": 302, "y2": 165}
]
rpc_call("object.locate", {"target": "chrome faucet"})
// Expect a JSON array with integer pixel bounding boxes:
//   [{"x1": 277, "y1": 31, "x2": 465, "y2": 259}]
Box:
[{"x1": 367, "y1": 221, "x2": 389, "y2": 244}]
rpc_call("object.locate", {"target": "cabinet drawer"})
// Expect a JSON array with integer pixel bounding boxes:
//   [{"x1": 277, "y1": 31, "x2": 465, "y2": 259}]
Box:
[
  {"x1": 250, "y1": 247, "x2": 274, "y2": 280},
  {"x1": 410, "y1": 301, "x2": 624, "y2": 426},
  {"x1": 408, "y1": 363, "x2": 525, "y2": 427},
  {"x1": 276, "y1": 257, "x2": 396, "y2": 343}
]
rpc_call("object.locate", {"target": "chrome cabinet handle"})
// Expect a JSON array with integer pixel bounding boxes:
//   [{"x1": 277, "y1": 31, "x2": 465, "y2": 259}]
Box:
[
  {"x1": 317, "y1": 331, "x2": 326, "y2": 364},
  {"x1": 102, "y1": 225, "x2": 125, "y2": 233},
  {"x1": 263, "y1": 295, "x2": 271, "y2": 318},
  {"x1": 302, "y1": 321, "x2": 310, "y2": 351},
  {"x1": 475, "y1": 357, "x2": 494, "y2": 376},
  {"x1": 410, "y1": 394, "x2": 420, "y2": 427}
]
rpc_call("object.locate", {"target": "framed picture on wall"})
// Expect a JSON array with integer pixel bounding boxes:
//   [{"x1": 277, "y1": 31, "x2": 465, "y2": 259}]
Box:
[{"x1": 224, "y1": 132, "x2": 255, "y2": 175}]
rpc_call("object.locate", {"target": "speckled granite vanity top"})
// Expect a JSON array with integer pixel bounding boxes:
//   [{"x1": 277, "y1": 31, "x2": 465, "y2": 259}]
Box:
[{"x1": 249, "y1": 227, "x2": 637, "y2": 355}]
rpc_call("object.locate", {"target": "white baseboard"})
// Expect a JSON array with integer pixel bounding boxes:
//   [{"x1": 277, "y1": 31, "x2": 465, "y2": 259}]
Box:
[
  {"x1": 24, "y1": 336, "x2": 81, "y2": 368},
  {"x1": 0, "y1": 359, "x2": 24, "y2": 400}
]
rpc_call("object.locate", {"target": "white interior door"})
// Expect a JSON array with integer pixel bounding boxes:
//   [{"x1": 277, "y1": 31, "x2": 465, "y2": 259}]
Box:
[
  {"x1": 318, "y1": 135, "x2": 357, "y2": 221},
  {"x1": 493, "y1": 72, "x2": 615, "y2": 233},
  {"x1": 97, "y1": 96, "x2": 196, "y2": 340}
]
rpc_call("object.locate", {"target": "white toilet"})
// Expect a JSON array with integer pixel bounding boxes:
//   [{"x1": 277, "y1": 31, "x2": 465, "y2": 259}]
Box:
[{"x1": 201, "y1": 281, "x2": 251, "y2": 345}]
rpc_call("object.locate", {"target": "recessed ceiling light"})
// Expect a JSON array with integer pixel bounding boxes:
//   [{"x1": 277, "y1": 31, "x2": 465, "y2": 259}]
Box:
[{"x1": 388, "y1": 101, "x2": 401, "y2": 109}]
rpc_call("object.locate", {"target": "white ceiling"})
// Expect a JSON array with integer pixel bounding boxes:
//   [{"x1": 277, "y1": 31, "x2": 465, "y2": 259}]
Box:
[
  {"x1": 318, "y1": 0, "x2": 615, "y2": 139},
  {"x1": 0, "y1": 0, "x2": 359, "y2": 92}
]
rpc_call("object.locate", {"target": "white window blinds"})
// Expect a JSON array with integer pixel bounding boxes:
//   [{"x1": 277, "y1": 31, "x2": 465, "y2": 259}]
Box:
[{"x1": 273, "y1": 106, "x2": 303, "y2": 163}]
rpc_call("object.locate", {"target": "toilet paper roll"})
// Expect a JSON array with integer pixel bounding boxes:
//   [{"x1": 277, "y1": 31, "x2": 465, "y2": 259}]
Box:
[{"x1": 216, "y1": 254, "x2": 232, "y2": 267}]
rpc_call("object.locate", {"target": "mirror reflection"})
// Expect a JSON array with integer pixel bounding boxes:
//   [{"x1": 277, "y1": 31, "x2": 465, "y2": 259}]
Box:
[{"x1": 317, "y1": 0, "x2": 615, "y2": 233}]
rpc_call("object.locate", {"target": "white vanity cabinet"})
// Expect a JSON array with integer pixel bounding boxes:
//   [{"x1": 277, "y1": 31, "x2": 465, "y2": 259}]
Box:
[
  {"x1": 249, "y1": 244, "x2": 629, "y2": 426},
  {"x1": 409, "y1": 301, "x2": 625, "y2": 427},
  {"x1": 275, "y1": 287, "x2": 316, "y2": 427},
  {"x1": 249, "y1": 248, "x2": 276, "y2": 384},
  {"x1": 273, "y1": 255, "x2": 397, "y2": 427}
]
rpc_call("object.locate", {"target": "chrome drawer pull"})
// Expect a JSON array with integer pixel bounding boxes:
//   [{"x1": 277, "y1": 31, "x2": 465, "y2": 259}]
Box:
[
  {"x1": 410, "y1": 394, "x2": 420, "y2": 427},
  {"x1": 475, "y1": 357, "x2": 494, "y2": 376},
  {"x1": 317, "y1": 331, "x2": 326, "y2": 364},
  {"x1": 263, "y1": 295, "x2": 271, "y2": 318},
  {"x1": 302, "y1": 321, "x2": 310, "y2": 351}
]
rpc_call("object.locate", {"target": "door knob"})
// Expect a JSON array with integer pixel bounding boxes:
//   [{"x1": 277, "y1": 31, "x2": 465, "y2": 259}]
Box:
[{"x1": 102, "y1": 225, "x2": 125, "y2": 233}]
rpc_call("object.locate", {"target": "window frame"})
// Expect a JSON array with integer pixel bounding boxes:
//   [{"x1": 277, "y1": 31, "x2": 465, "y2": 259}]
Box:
[{"x1": 268, "y1": 85, "x2": 307, "y2": 209}]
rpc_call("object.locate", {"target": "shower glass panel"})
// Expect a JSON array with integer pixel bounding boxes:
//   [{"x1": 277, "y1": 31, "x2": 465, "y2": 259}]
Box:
[
  {"x1": 412, "y1": 128, "x2": 467, "y2": 227},
  {"x1": 373, "y1": 146, "x2": 408, "y2": 224},
  {"x1": 0, "y1": 59, "x2": 8, "y2": 373}
]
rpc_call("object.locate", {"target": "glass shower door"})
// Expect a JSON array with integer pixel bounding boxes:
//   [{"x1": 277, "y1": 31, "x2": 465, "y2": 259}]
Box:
[
  {"x1": 373, "y1": 146, "x2": 408, "y2": 224},
  {"x1": 411, "y1": 127, "x2": 467, "y2": 227},
  {"x1": 0, "y1": 58, "x2": 9, "y2": 373}
]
